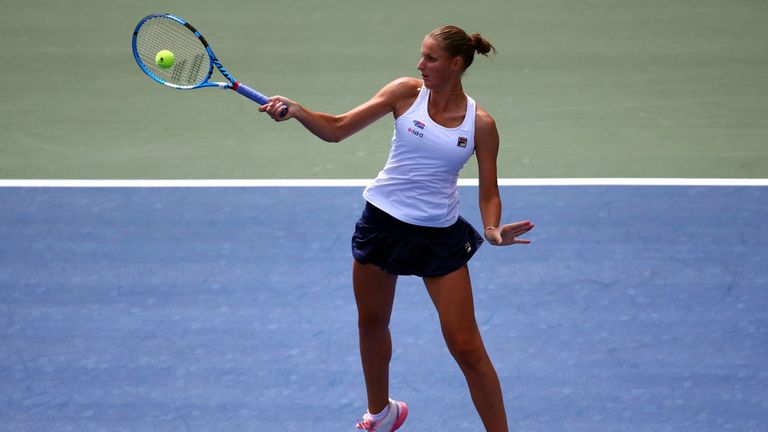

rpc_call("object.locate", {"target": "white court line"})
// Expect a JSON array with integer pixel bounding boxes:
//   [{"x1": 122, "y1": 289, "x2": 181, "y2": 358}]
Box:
[{"x1": 0, "y1": 178, "x2": 767, "y2": 187}]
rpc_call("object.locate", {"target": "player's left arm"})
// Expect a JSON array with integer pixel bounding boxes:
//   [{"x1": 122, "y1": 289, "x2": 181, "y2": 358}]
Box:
[{"x1": 475, "y1": 107, "x2": 533, "y2": 246}]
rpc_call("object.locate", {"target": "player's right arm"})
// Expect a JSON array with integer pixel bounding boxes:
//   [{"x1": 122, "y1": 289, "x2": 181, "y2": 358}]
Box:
[{"x1": 259, "y1": 77, "x2": 421, "y2": 143}]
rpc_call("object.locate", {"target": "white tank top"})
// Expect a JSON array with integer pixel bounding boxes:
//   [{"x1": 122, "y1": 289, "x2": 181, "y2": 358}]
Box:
[{"x1": 363, "y1": 86, "x2": 477, "y2": 227}]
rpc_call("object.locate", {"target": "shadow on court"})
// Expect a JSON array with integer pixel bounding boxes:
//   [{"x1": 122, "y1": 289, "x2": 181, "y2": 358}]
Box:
[{"x1": 1, "y1": 186, "x2": 766, "y2": 431}]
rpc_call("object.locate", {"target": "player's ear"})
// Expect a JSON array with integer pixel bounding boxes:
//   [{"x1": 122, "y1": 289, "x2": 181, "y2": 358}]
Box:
[{"x1": 451, "y1": 56, "x2": 464, "y2": 72}]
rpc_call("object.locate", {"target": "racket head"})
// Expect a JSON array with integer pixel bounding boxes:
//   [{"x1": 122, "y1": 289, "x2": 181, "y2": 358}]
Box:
[{"x1": 132, "y1": 14, "x2": 216, "y2": 89}]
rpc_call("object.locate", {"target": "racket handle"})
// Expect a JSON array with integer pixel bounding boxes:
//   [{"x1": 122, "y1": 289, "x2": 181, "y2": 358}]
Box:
[
  {"x1": 234, "y1": 82, "x2": 287, "y2": 117},
  {"x1": 234, "y1": 82, "x2": 268, "y2": 104}
]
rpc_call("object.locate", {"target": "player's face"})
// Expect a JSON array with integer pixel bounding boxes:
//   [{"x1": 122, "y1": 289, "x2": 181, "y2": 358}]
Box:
[{"x1": 417, "y1": 37, "x2": 463, "y2": 89}]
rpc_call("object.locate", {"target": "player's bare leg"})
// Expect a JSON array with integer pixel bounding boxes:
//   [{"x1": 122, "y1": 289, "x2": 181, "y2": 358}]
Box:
[
  {"x1": 353, "y1": 260, "x2": 398, "y2": 414},
  {"x1": 424, "y1": 265, "x2": 509, "y2": 432}
]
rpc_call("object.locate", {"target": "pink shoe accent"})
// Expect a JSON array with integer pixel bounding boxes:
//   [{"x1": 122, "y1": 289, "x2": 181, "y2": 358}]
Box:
[
  {"x1": 391, "y1": 401, "x2": 408, "y2": 431},
  {"x1": 356, "y1": 419, "x2": 375, "y2": 431},
  {"x1": 355, "y1": 400, "x2": 408, "y2": 432}
]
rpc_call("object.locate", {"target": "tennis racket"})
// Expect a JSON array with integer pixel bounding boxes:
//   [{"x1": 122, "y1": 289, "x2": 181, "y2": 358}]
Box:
[{"x1": 132, "y1": 13, "x2": 286, "y2": 115}]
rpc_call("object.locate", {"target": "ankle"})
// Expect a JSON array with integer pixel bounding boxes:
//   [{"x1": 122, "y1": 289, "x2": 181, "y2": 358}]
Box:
[
  {"x1": 368, "y1": 402, "x2": 391, "y2": 421},
  {"x1": 368, "y1": 399, "x2": 390, "y2": 418}
]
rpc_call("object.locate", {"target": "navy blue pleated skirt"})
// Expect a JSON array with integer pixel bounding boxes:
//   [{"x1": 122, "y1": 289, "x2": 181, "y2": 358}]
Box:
[{"x1": 351, "y1": 201, "x2": 483, "y2": 277}]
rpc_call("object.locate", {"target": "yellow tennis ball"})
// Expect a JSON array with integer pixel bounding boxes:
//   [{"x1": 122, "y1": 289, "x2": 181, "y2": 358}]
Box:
[{"x1": 155, "y1": 50, "x2": 175, "y2": 69}]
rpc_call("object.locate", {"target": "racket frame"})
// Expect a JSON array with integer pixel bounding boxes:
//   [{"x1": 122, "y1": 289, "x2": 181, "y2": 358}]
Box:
[{"x1": 132, "y1": 13, "x2": 271, "y2": 105}]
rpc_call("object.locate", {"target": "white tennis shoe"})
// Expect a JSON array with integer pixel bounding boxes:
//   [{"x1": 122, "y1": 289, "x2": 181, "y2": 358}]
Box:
[{"x1": 355, "y1": 399, "x2": 408, "y2": 432}]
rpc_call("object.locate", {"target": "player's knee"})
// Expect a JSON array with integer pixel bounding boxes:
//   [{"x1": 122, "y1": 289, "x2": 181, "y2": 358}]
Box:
[
  {"x1": 444, "y1": 331, "x2": 487, "y2": 370},
  {"x1": 357, "y1": 314, "x2": 390, "y2": 336}
]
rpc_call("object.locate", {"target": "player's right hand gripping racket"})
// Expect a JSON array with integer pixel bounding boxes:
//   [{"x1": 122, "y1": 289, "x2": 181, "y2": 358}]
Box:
[{"x1": 132, "y1": 13, "x2": 286, "y2": 115}]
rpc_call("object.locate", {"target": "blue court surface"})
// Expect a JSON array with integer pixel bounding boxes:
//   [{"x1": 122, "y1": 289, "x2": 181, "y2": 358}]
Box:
[{"x1": 1, "y1": 186, "x2": 767, "y2": 431}]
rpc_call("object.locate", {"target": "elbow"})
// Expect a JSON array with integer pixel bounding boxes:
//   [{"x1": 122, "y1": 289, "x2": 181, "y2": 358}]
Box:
[
  {"x1": 479, "y1": 189, "x2": 502, "y2": 207},
  {"x1": 323, "y1": 134, "x2": 343, "y2": 143},
  {"x1": 325, "y1": 132, "x2": 344, "y2": 143},
  {"x1": 479, "y1": 181, "x2": 500, "y2": 199},
  {"x1": 324, "y1": 118, "x2": 348, "y2": 143}
]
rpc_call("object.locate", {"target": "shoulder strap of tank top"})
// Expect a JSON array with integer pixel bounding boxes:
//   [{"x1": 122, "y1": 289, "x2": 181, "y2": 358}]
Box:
[
  {"x1": 415, "y1": 86, "x2": 430, "y2": 110},
  {"x1": 398, "y1": 85, "x2": 429, "y2": 120},
  {"x1": 465, "y1": 94, "x2": 477, "y2": 129}
]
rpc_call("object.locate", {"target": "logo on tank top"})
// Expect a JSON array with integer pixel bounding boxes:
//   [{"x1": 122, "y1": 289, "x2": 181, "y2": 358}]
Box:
[
  {"x1": 407, "y1": 119, "x2": 426, "y2": 139},
  {"x1": 457, "y1": 137, "x2": 468, "y2": 148}
]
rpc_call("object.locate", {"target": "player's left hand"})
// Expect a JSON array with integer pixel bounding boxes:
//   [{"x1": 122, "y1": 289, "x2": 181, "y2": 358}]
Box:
[{"x1": 484, "y1": 221, "x2": 534, "y2": 246}]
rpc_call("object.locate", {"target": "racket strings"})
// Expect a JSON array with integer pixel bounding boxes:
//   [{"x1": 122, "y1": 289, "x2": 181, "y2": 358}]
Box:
[{"x1": 135, "y1": 17, "x2": 210, "y2": 87}]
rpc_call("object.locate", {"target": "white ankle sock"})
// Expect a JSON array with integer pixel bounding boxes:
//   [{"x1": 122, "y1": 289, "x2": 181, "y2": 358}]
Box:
[{"x1": 369, "y1": 403, "x2": 391, "y2": 421}]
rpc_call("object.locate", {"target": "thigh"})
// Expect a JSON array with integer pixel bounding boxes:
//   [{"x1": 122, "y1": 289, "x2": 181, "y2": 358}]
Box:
[
  {"x1": 423, "y1": 265, "x2": 479, "y2": 335},
  {"x1": 353, "y1": 260, "x2": 399, "y2": 326}
]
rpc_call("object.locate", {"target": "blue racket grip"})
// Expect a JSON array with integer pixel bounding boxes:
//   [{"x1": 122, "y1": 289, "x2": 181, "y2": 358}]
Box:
[{"x1": 234, "y1": 83, "x2": 287, "y2": 117}]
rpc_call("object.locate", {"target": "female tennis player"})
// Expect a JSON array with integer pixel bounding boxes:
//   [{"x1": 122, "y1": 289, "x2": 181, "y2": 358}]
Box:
[{"x1": 260, "y1": 25, "x2": 532, "y2": 432}]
